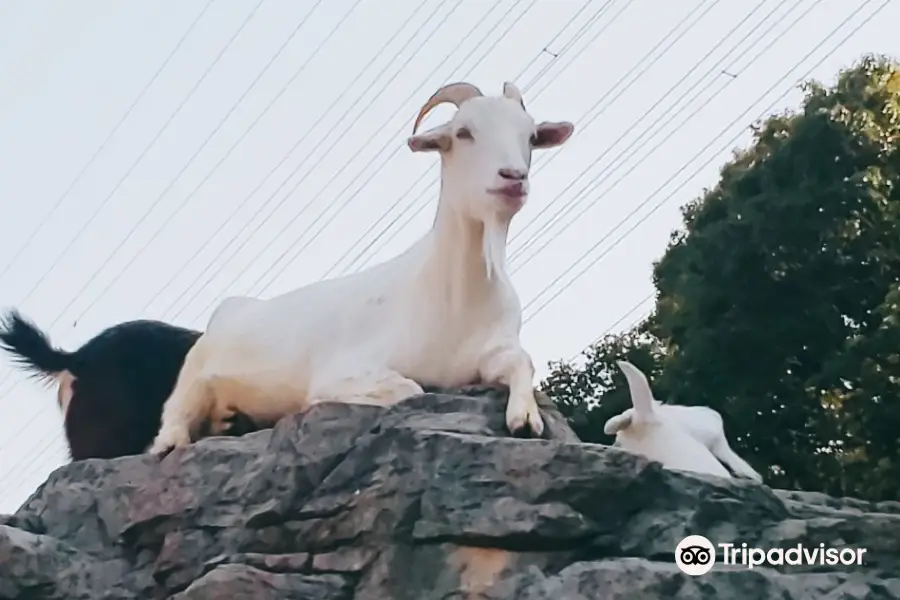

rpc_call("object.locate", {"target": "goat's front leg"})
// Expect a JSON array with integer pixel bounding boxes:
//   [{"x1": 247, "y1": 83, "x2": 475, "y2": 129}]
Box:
[
  {"x1": 149, "y1": 378, "x2": 211, "y2": 454},
  {"x1": 479, "y1": 343, "x2": 544, "y2": 438},
  {"x1": 148, "y1": 345, "x2": 212, "y2": 455}
]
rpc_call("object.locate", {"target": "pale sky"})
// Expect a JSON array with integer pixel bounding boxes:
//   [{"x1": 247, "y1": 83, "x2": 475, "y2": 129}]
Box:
[{"x1": 0, "y1": 0, "x2": 897, "y2": 513}]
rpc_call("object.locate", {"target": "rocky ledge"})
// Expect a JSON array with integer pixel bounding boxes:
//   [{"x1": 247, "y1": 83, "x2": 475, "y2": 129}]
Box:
[{"x1": 1, "y1": 386, "x2": 898, "y2": 599}]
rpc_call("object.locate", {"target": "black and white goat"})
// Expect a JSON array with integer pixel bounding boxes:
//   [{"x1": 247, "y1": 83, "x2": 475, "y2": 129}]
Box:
[{"x1": 0, "y1": 310, "x2": 256, "y2": 461}]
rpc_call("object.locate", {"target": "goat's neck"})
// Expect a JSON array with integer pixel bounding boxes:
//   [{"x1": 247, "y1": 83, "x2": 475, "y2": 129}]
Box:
[{"x1": 420, "y1": 183, "x2": 511, "y2": 310}]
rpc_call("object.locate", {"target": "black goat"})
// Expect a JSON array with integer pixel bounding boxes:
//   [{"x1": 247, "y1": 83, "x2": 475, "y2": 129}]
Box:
[{"x1": 0, "y1": 310, "x2": 257, "y2": 461}]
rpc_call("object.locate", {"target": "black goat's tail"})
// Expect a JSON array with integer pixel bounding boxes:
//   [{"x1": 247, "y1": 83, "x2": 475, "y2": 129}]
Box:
[{"x1": 0, "y1": 309, "x2": 72, "y2": 382}]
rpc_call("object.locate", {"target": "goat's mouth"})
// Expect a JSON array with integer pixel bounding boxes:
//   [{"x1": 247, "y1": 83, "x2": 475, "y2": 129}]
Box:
[
  {"x1": 489, "y1": 182, "x2": 527, "y2": 197},
  {"x1": 488, "y1": 183, "x2": 528, "y2": 210}
]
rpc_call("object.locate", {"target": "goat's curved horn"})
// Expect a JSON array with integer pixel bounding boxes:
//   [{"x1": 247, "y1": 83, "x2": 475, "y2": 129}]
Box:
[
  {"x1": 411, "y1": 82, "x2": 483, "y2": 134},
  {"x1": 503, "y1": 81, "x2": 525, "y2": 109}
]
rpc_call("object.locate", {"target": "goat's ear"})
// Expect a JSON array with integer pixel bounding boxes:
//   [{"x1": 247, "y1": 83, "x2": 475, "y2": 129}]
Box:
[
  {"x1": 408, "y1": 123, "x2": 452, "y2": 153},
  {"x1": 617, "y1": 360, "x2": 655, "y2": 417},
  {"x1": 532, "y1": 121, "x2": 574, "y2": 149},
  {"x1": 604, "y1": 411, "x2": 632, "y2": 435}
]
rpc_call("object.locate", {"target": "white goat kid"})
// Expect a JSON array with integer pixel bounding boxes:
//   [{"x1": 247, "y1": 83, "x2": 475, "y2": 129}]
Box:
[
  {"x1": 149, "y1": 81, "x2": 575, "y2": 454},
  {"x1": 604, "y1": 360, "x2": 755, "y2": 479}
]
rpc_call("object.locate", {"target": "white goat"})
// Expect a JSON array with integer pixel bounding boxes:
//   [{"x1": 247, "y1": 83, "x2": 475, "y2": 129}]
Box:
[
  {"x1": 604, "y1": 360, "x2": 762, "y2": 481},
  {"x1": 148, "y1": 81, "x2": 575, "y2": 454}
]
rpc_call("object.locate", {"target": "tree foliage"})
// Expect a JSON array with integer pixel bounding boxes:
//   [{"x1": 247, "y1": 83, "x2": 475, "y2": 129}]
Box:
[{"x1": 543, "y1": 55, "x2": 900, "y2": 501}]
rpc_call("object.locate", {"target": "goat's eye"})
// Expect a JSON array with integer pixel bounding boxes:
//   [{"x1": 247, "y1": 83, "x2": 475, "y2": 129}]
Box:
[
  {"x1": 456, "y1": 127, "x2": 473, "y2": 140},
  {"x1": 529, "y1": 133, "x2": 538, "y2": 146}
]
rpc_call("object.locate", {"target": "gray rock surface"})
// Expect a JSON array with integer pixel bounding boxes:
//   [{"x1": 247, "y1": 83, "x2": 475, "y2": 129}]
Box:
[{"x1": 1, "y1": 386, "x2": 897, "y2": 599}]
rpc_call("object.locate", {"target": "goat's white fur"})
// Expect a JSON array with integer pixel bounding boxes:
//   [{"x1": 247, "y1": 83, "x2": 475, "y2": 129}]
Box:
[
  {"x1": 605, "y1": 360, "x2": 761, "y2": 480},
  {"x1": 149, "y1": 81, "x2": 575, "y2": 453},
  {"x1": 56, "y1": 370, "x2": 75, "y2": 417}
]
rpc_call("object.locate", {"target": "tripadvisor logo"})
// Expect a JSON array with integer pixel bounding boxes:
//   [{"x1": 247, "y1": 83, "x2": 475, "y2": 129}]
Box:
[
  {"x1": 675, "y1": 535, "x2": 716, "y2": 576},
  {"x1": 674, "y1": 534, "x2": 867, "y2": 575}
]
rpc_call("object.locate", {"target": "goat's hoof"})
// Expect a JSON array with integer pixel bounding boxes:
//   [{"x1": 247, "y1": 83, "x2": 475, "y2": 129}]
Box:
[
  {"x1": 150, "y1": 443, "x2": 178, "y2": 458},
  {"x1": 506, "y1": 403, "x2": 545, "y2": 439},
  {"x1": 154, "y1": 445, "x2": 176, "y2": 461},
  {"x1": 149, "y1": 427, "x2": 191, "y2": 455},
  {"x1": 510, "y1": 422, "x2": 538, "y2": 439}
]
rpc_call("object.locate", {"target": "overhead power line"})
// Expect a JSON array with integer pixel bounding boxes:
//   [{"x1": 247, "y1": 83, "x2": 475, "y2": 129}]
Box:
[
  {"x1": 568, "y1": 292, "x2": 654, "y2": 362},
  {"x1": 0, "y1": 0, "x2": 517, "y2": 483},
  {"x1": 0, "y1": 0, "x2": 557, "y2": 489},
  {"x1": 180, "y1": 0, "x2": 544, "y2": 321},
  {"x1": 244, "y1": 0, "x2": 557, "y2": 299},
  {"x1": 0, "y1": 0, "x2": 216, "y2": 285},
  {"x1": 134, "y1": 0, "x2": 446, "y2": 322},
  {"x1": 519, "y1": 0, "x2": 888, "y2": 326},
  {"x1": 330, "y1": 0, "x2": 640, "y2": 278},
  {"x1": 0, "y1": 0, "x2": 889, "y2": 506},
  {"x1": 172, "y1": 0, "x2": 483, "y2": 320},
  {"x1": 6, "y1": 0, "x2": 269, "y2": 314},
  {"x1": 0, "y1": 0, "x2": 355, "y2": 395},
  {"x1": 65, "y1": 0, "x2": 333, "y2": 328},
  {"x1": 0, "y1": 0, "x2": 360, "y2": 448},
  {"x1": 507, "y1": 0, "x2": 795, "y2": 268}
]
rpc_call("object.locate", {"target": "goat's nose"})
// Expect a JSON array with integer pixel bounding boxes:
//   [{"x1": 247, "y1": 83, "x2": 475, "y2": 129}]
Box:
[{"x1": 498, "y1": 167, "x2": 527, "y2": 181}]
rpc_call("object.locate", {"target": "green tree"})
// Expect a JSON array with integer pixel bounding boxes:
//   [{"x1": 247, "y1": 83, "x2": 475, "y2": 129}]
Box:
[{"x1": 544, "y1": 55, "x2": 900, "y2": 501}]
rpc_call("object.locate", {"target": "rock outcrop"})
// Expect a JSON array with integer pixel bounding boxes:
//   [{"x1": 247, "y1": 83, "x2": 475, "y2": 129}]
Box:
[{"x1": 1, "y1": 386, "x2": 898, "y2": 599}]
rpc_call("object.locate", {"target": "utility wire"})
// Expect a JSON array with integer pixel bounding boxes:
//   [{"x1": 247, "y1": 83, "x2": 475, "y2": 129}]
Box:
[
  {"x1": 318, "y1": 0, "x2": 621, "y2": 280},
  {"x1": 0, "y1": 0, "x2": 539, "y2": 482},
  {"x1": 520, "y1": 0, "x2": 616, "y2": 95},
  {"x1": 0, "y1": 0, "x2": 350, "y2": 444},
  {"x1": 338, "y1": 0, "x2": 640, "y2": 277},
  {"x1": 159, "y1": 0, "x2": 474, "y2": 323},
  {"x1": 507, "y1": 0, "x2": 725, "y2": 252},
  {"x1": 216, "y1": 0, "x2": 532, "y2": 301},
  {"x1": 0, "y1": 0, "x2": 344, "y2": 395},
  {"x1": 0, "y1": 0, "x2": 271, "y2": 397},
  {"x1": 179, "y1": 0, "x2": 533, "y2": 320},
  {"x1": 0, "y1": 0, "x2": 472, "y2": 459},
  {"x1": 5, "y1": 0, "x2": 268, "y2": 314},
  {"x1": 511, "y1": 0, "x2": 597, "y2": 85},
  {"x1": 568, "y1": 292, "x2": 653, "y2": 362},
  {"x1": 350, "y1": 0, "x2": 717, "y2": 273},
  {"x1": 132, "y1": 0, "x2": 439, "y2": 321},
  {"x1": 510, "y1": 0, "x2": 817, "y2": 273},
  {"x1": 520, "y1": 0, "x2": 886, "y2": 327},
  {"x1": 0, "y1": 0, "x2": 216, "y2": 284},
  {"x1": 346, "y1": 0, "x2": 708, "y2": 275},
  {"x1": 65, "y1": 0, "x2": 333, "y2": 328},
  {"x1": 0, "y1": 0, "x2": 886, "y2": 504},
  {"x1": 246, "y1": 0, "x2": 555, "y2": 299},
  {"x1": 253, "y1": 0, "x2": 630, "y2": 293}
]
